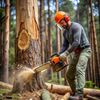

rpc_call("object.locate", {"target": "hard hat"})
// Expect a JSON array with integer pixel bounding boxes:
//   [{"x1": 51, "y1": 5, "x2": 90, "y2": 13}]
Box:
[{"x1": 55, "y1": 11, "x2": 70, "y2": 24}]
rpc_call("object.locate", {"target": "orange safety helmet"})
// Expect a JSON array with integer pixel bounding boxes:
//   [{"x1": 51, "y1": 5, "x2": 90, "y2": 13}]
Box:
[{"x1": 55, "y1": 11, "x2": 70, "y2": 24}]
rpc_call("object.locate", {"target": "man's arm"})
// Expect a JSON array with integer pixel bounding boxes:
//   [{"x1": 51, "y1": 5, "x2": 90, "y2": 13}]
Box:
[
  {"x1": 60, "y1": 31, "x2": 69, "y2": 54},
  {"x1": 60, "y1": 25, "x2": 81, "y2": 57}
]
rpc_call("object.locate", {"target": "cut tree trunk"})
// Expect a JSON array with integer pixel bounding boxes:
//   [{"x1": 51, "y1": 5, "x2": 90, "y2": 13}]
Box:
[{"x1": 12, "y1": 0, "x2": 46, "y2": 93}]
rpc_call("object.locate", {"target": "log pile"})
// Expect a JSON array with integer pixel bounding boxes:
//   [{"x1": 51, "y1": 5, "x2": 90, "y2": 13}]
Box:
[{"x1": 0, "y1": 81, "x2": 100, "y2": 100}]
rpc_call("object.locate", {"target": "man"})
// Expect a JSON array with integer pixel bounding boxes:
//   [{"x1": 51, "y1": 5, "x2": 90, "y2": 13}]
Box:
[{"x1": 54, "y1": 11, "x2": 91, "y2": 100}]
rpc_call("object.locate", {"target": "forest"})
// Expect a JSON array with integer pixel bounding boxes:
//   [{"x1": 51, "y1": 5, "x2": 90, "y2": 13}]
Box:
[{"x1": 0, "y1": 0, "x2": 100, "y2": 100}]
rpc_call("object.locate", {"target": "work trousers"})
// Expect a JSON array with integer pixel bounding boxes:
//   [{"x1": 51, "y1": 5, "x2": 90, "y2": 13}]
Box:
[{"x1": 66, "y1": 47, "x2": 91, "y2": 93}]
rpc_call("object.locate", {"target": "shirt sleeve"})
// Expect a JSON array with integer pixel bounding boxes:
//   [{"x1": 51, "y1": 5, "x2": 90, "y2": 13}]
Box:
[
  {"x1": 60, "y1": 31, "x2": 69, "y2": 54},
  {"x1": 67, "y1": 25, "x2": 81, "y2": 53}
]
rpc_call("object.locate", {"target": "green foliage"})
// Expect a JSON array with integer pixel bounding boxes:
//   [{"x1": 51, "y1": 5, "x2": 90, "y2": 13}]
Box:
[
  {"x1": 48, "y1": 72, "x2": 58, "y2": 83},
  {"x1": 77, "y1": 0, "x2": 88, "y2": 31},
  {"x1": 51, "y1": 27, "x2": 56, "y2": 53},
  {"x1": 48, "y1": 72, "x2": 64, "y2": 85},
  {"x1": 0, "y1": 8, "x2": 4, "y2": 18},
  {"x1": 10, "y1": 0, "x2": 16, "y2": 6},
  {"x1": 0, "y1": 89, "x2": 10, "y2": 94},
  {"x1": 95, "y1": 16, "x2": 100, "y2": 48},
  {"x1": 9, "y1": 47, "x2": 15, "y2": 65},
  {"x1": 85, "y1": 81, "x2": 95, "y2": 88},
  {"x1": 9, "y1": 7, "x2": 16, "y2": 66},
  {"x1": 0, "y1": 89, "x2": 20, "y2": 100}
]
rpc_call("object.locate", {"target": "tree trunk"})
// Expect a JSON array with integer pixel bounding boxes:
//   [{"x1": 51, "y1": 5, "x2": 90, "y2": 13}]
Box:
[
  {"x1": 2, "y1": 0, "x2": 10, "y2": 83},
  {"x1": 39, "y1": 0, "x2": 45, "y2": 63},
  {"x1": 47, "y1": 0, "x2": 53, "y2": 80},
  {"x1": 12, "y1": 0, "x2": 46, "y2": 93},
  {"x1": 89, "y1": 0, "x2": 100, "y2": 87},
  {"x1": 0, "y1": 22, "x2": 3, "y2": 81},
  {"x1": 55, "y1": 0, "x2": 62, "y2": 84},
  {"x1": 0, "y1": 3, "x2": 6, "y2": 81},
  {"x1": 48, "y1": 0, "x2": 52, "y2": 57}
]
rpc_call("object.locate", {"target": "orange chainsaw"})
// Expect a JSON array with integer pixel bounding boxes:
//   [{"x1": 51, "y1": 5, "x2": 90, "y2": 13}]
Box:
[{"x1": 34, "y1": 53, "x2": 68, "y2": 73}]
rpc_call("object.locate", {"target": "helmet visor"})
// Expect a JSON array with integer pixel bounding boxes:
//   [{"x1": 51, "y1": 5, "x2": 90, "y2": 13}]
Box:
[{"x1": 56, "y1": 24, "x2": 63, "y2": 30}]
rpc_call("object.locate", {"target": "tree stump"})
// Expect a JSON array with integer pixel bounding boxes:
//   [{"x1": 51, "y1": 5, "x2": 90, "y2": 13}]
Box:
[{"x1": 12, "y1": 65, "x2": 47, "y2": 93}]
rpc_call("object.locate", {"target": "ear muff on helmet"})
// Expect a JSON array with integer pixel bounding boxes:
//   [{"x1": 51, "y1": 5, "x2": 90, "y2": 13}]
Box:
[{"x1": 64, "y1": 15, "x2": 70, "y2": 22}]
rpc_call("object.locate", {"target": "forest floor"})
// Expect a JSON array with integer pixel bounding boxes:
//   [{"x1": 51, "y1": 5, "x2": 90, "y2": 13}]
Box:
[
  {"x1": 0, "y1": 88, "x2": 63, "y2": 100},
  {"x1": 1, "y1": 88, "x2": 100, "y2": 100}
]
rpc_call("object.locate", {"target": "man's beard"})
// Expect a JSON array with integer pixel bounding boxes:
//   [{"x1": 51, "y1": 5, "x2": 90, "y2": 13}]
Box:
[{"x1": 62, "y1": 23, "x2": 69, "y2": 29}]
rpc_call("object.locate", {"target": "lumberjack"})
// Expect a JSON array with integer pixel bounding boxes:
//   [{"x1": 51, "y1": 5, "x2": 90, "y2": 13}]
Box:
[{"x1": 54, "y1": 11, "x2": 91, "y2": 100}]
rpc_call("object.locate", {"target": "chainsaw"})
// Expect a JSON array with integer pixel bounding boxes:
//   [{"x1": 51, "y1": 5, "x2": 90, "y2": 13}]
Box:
[{"x1": 34, "y1": 53, "x2": 68, "y2": 73}]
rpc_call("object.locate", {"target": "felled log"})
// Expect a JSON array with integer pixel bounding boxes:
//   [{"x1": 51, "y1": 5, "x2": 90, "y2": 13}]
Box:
[
  {"x1": 0, "y1": 81, "x2": 13, "y2": 89},
  {"x1": 86, "y1": 95, "x2": 100, "y2": 100},
  {"x1": 46, "y1": 83, "x2": 100, "y2": 96},
  {"x1": 0, "y1": 81, "x2": 100, "y2": 97},
  {"x1": 40, "y1": 89, "x2": 51, "y2": 100},
  {"x1": 61, "y1": 93, "x2": 70, "y2": 100}
]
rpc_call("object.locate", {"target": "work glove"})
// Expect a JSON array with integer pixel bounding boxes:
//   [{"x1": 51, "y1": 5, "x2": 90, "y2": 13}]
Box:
[{"x1": 59, "y1": 50, "x2": 69, "y2": 62}]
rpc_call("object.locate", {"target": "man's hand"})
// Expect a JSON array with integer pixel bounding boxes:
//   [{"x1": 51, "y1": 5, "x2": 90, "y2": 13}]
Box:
[
  {"x1": 60, "y1": 51, "x2": 69, "y2": 64},
  {"x1": 50, "y1": 52, "x2": 69, "y2": 72}
]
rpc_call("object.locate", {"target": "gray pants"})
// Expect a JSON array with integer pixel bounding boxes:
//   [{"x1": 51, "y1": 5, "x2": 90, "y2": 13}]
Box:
[{"x1": 66, "y1": 47, "x2": 91, "y2": 93}]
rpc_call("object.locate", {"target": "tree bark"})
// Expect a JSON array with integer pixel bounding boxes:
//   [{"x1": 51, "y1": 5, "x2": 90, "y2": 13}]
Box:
[
  {"x1": 47, "y1": 0, "x2": 52, "y2": 58},
  {"x1": 89, "y1": 0, "x2": 100, "y2": 87},
  {"x1": 13, "y1": 0, "x2": 46, "y2": 93},
  {"x1": 2, "y1": 0, "x2": 10, "y2": 83},
  {"x1": 39, "y1": 0, "x2": 45, "y2": 63},
  {"x1": 55, "y1": 0, "x2": 62, "y2": 84},
  {"x1": 0, "y1": 23, "x2": 3, "y2": 81}
]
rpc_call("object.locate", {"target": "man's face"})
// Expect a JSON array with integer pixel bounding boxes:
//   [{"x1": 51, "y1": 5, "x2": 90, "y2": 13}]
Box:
[{"x1": 58, "y1": 19, "x2": 68, "y2": 29}]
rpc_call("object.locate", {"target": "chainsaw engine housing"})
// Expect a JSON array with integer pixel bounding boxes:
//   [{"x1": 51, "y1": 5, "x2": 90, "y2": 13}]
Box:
[{"x1": 51, "y1": 61, "x2": 67, "y2": 72}]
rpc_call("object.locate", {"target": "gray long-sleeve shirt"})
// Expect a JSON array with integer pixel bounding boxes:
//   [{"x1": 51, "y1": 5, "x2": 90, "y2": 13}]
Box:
[{"x1": 60, "y1": 22, "x2": 90, "y2": 54}]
